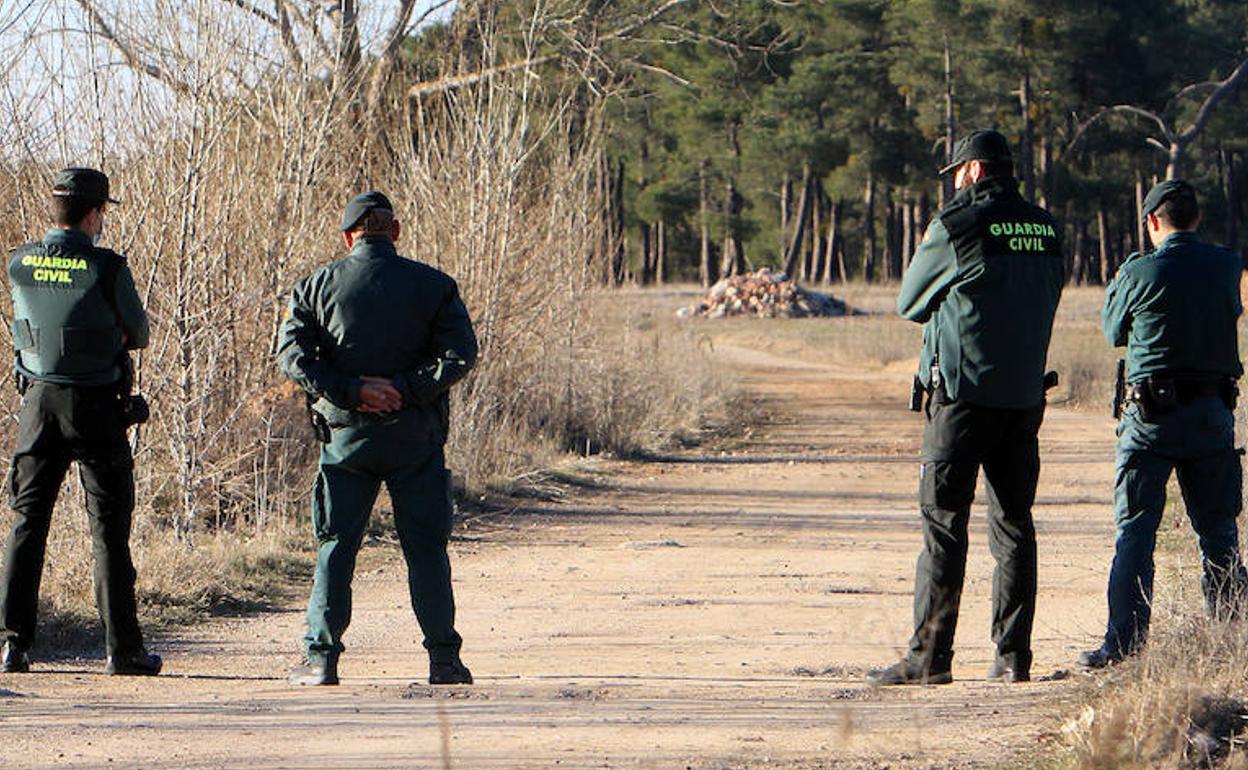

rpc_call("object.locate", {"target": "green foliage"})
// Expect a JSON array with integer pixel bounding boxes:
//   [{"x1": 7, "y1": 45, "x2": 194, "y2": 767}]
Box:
[{"x1": 405, "y1": 0, "x2": 1248, "y2": 284}]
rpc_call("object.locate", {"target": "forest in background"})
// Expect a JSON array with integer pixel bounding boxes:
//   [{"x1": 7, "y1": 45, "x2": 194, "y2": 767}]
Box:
[
  {"x1": 0, "y1": 0, "x2": 1240, "y2": 564},
  {"x1": 405, "y1": 1, "x2": 1248, "y2": 287}
]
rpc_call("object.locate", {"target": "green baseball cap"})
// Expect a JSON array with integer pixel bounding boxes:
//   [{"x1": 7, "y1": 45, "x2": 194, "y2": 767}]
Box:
[
  {"x1": 1140, "y1": 179, "x2": 1197, "y2": 220},
  {"x1": 51, "y1": 167, "x2": 119, "y2": 204},
  {"x1": 939, "y1": 130, "x2": 1013, "y2": 175},
  {"x1": 340, "y1": 190, "x2": 394, "y2": 232}
]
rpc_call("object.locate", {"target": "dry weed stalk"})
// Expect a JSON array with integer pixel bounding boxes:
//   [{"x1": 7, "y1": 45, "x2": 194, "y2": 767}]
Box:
[{"x1": 0, "y1": 0, "x2": 726, "y2": 641}]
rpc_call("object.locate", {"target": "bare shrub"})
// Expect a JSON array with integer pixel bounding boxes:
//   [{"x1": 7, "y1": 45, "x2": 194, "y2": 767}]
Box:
[{"x1": 0, "y1": 2, "x2": 729, "y2": 634}]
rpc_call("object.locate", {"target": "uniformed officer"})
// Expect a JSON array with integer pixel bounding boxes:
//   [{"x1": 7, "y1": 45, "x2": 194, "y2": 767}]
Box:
[
  {"x1": 1078, "y1": 181, "x2": 1246, "y2": 669},
  {"x1": 0, "y1": 168, "x2": 160, "y2": 676},
  {"x1": 279, "y1": 191, "x2": 477, "y2": 686},
  {"x1": 868, "y1": 130, "x2": 1065, "y2": 685}
]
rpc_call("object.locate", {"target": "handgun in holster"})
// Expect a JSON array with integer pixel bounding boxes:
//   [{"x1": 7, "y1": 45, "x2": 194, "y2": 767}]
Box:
[
  {"x1": 305, "y1": 394, "x2": 331, "y2": 443},
  {"x1": 1111, "y1": 359, "x2": 1126, "y2": 419},
  {"x1": 12, "y1": 353, "x2": 28, "y2": 396},
  {"x1": 117, "y1": 352, "x2": 150, "y2": 426},
  {"x1": 908, "y1": 375, "x2": 924, "y2": 412}
]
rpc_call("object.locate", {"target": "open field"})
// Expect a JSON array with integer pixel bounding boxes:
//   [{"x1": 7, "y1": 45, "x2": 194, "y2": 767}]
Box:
[{"x1": 0, "y1": 285, "x2": 1228, "y2": 769}]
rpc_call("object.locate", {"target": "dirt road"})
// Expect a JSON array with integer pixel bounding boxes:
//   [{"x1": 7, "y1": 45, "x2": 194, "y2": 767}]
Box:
[{"x1": 0, "y1": 335, "x2": 1119, "y2": 769}]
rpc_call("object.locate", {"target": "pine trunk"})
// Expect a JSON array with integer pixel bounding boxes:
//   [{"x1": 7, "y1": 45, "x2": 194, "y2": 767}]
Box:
[
  {"x1": 824, "y1": 199, "x2": 842, "y2": 287},
  {"x1": 1019, "y1": 67, "x2": 1034, "y2": 203},
  {"x1": 698, "y1": 160, "x2": 715, "y2": 287},
  {"x1": 779, "y1": 175, "x2": 791, "y2": 264},
  {"x1": 656, "y1": 221, "x2": 666, "y2": 285},
  {"x1": 1097, "y1": 206, "x2": 1112, "y2": 283},
  {"x1": 638, "y1": 222, "x2": 652, "y2": 285},
  {"x1": 884, "y1": 192, "x2": 898, "y2": 280},
  {"x1": 901, "y1": 194, "x2": 914, "y2": 271},
  {"x1": 863, "y1": 171, "x2": 877, "y2": 282},
  {"x1": 1221, "y1": 145, "x2": 1239, "y2": 251},
  {"x1": 783, "y1": 163, "x2": 813, "y2": 279},
  {"x1": 941, "y1": 35, "x2": 955, "y2": 207}
]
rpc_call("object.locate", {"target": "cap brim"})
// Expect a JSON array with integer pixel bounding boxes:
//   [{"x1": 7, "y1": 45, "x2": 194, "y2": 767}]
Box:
[
  {"x1": 938, "y1": 160, "x2": 961, "y2": 175},
  {"x1": 51, "y1": 189, "x2": 121, "y2": 205}
]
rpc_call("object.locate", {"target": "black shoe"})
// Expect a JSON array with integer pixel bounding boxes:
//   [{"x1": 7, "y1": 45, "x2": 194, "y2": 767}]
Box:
[
  {"x1": 866, "y1": 657, "x2": 952, "y2": 686},
  {"x1": 1, "y1": 641, "x2": 29, "y2": 673},
  {"x1": 289, "y1": 657, "x2": 339, "y2": 686},
  {"x1": 1076, "y1": 647, "x2": 1120, "y2": 670},
  {"x1": 429, "y1": 659, "x2": 473, "y2": 685},
  {"x1": 986, "y1": 658, "x2": 1030, "y2": 683},
  {"x1": 105, "y1": 650, "x2": 162, "y2": 676}
]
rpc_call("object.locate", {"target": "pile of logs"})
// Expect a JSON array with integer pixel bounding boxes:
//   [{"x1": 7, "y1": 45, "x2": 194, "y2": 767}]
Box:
[{"x1": 678, "y1": 268, "x2": 850, "y2": 319}]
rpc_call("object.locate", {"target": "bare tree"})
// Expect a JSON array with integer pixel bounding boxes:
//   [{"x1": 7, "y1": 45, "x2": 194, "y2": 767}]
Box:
[{"x1": 1070, "y1": 57, "x2": 1248, "y2": 180}]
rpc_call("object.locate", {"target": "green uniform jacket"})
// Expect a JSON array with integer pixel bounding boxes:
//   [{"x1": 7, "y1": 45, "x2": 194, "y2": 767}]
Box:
[
  {"x1": 1103, "y1": 231, "x2": 1242, "y2": 383},
  {"x1": 7, "y1": 228, "x2": 149, "y2": 386},
  {"x1": 897, "y1": 177, "x2": 1065, "y2": 409},
  {"x1": 277, "y1": 237, "x2": 478, "y2": 444}
]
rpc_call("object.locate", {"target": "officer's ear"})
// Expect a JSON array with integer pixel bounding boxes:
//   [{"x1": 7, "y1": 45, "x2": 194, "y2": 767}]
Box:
[
  {"x1": 343, "y1": 230, "x2": 355, "y2": 249},
  {"x1": 391, "y1": 219, "x2": 401, "y2": 242}
]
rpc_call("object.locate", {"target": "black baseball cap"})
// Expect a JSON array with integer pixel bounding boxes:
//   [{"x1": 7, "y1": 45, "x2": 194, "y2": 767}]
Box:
[
  {"x1": 340, "y1": 190, "x2": 394, "y2": 232},
  {"x1": 51, "y1": 167, "x2": 119, "y2": 204},
  {"x1": 939, "y1": 130, "x2": 1013, "y2": 175},
  {"x1": 1140, "y1": 179, "x2": 1197, "y2": 220}
]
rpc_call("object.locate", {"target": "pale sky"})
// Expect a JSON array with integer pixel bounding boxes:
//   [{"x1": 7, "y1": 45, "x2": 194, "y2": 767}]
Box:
[{"x1": 0, "y1": 0, "x2": 456, "y2": 164}]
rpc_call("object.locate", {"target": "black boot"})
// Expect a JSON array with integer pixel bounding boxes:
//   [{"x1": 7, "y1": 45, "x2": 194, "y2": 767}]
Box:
[
  {"x1": 986, "y1": 657, "x2": 1030, "y2": 682},
  {"x1": 429, "y1": 658, "x2": 473, "y2": 685},
  {"x1": 1, "y1": 641, "x2": 30, "y2": 673},
  {"x1": 1076, "y1": 647, "x2": 1120, "y2": 670},
  {"x1": 105, "y1": 649, "x2": 162, "y2": 676},
  {"x1": 288, "y1": 657, "x2": 339, "y2": 686},
  {"x1": 866, "y1": 655, "x2": 952, "y2": 686}
]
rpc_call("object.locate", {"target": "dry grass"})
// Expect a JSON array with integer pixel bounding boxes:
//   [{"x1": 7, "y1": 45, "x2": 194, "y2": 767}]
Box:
[
  {"x1": 0, "y1": 3, "x2": 742, "y2": 654},
  {"x1": 21, "y1": 506, "x2": 310, "y2": 655},
  {"x1": 1046, "y1": 599, "x2": 1248, "y2": 770}
]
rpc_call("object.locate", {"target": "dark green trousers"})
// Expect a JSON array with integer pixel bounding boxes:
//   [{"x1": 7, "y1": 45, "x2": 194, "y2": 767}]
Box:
[
  {"x1": 907, "y1": 390, "x2": 1044, "y2": 671},
  {"x1": 303, "y1": 422, "x2": 462, "y2": 665},
  {"x1": 0, "y1": 382, "x2": 143, "y2": 657}
]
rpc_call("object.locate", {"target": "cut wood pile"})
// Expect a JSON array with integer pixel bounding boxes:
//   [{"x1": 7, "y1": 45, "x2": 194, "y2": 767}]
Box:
[{"x1": 678, "y1": 268, "x2": 850, "y2": 319}]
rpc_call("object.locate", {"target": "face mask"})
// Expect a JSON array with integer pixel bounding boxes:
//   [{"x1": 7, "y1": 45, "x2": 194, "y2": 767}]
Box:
[{"x1": 91, "y1": 215, "x2": 104, "y2": 245}]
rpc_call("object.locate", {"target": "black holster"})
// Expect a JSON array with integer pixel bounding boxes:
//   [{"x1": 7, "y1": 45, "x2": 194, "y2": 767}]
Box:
[
  {"x1": 305, "y1": 395, "x2": 331, "y2": 443},
  {"x1": 1127, "y1": 374, "x2": 1237, "y2": 422},
  {"x1": 116, "y1": 353, "x2": 149, "y2": 426}
]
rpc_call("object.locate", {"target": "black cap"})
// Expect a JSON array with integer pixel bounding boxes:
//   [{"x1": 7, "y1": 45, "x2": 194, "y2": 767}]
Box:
[
  {"x1": 1140, "y1": 179, "x2": 1197, "y2": 220},
  {"x1": 51, "y1": 167, "x2": 119, "y2": 204},
  {"x1": 340, "y1": 190, "x2": 394, "y2": 232},
  {"x1": 939, "y1": 130, "x2": 1013, "y2": 175}
]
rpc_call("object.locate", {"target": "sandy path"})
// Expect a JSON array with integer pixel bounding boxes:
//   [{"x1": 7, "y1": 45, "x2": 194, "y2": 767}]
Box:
[{"x1": 0, "y1": 338, "x2": 1119, "y2": 769}]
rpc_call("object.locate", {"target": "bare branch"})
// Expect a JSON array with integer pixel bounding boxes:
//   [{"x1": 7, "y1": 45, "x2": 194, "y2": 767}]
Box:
[
  {"x1": 622, "y1": 59, "x2": 692, "y2": 89},
  {"x1": 1144, "y1": 137, "x2": 1169, "y2": 153},
  {"x1": 1067, "y1": 104, "x2": 1173, "y2": 153},
  {"x1": 408, "y1": 55, "x2": 559, "y2": 98},
  {"x1": 405, "y1": 0, "x2": 696, "y2": 99},
  {"x1": 71, "y1": 0, "x2": 194, "y2": 97},
  {"x1": 1176, "y1": 56, "x2": 1248, "y2": 144},
  {"x1": 220, "y1": 0, "x2": 277, "y2": 25}
]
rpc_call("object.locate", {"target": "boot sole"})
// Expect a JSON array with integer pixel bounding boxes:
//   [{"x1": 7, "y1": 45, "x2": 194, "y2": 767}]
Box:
[
  {"x1": 986, "y1": 672, "x2": 1030, "y2": 683},
  {"x1": 105, "y1": 667, "x2": 162, "y2": 676},
  {"x1": 289, "y1": 676, "x2": 339, "y2": 686},
  {"x1": 867, "y1": 672, "x2": 952, "y2": 686}
]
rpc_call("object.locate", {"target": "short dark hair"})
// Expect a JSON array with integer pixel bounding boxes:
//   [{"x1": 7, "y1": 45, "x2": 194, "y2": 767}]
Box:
[
  {"x1": 979, "y1": 158, "x2": 1014, "y2": 179},
  {"x1": 350, "y1": 208, "x2": 395, "y2": 237},
  {"x1": 1153, "y1": 195, "x2": 1199, "y2": 230},
  {"x1": 52, "y1": 195, "x2": 103, "y2": 227}
]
